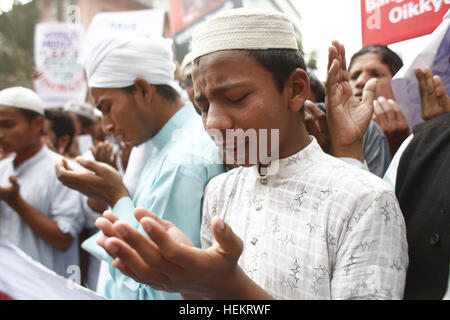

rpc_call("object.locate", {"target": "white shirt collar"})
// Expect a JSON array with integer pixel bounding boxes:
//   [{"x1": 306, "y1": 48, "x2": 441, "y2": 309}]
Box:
[{"x1": 249, "y1": 136, "x2": 321, "y2": 179}]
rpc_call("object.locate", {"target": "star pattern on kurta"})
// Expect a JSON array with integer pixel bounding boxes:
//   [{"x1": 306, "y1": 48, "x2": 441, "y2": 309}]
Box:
[
  {"x1": 201, "y1": 210, "x2": 212, "y2": 228},
  {"x1": 314, "y1": 188, "x2": 334, "y2": 210},
  {"x1": 272, "y1": 215, "x2": 281, "y2": 234},
  {"x1": 311, "y1": 265, "x2": 329, "y2": 295},
  {"x1": 280, "y1": 276, "x2": 298, "y2": 289},
  {"x1": 355, "y1": 240, "x2": 376, "y2": 252},
  {"x1": 390, "y1": 259, "x2": 403, "y2": 272},
  {"x1": 293, "y1": 186, "x2": 307, "y2": 207},
  {"x1": 287, "y1": 258, "x2": 303, "y2": 285},
  {"x1": 323, "y1": 232, "x2": 336, "y2": 246},
  {"x1": 284, "y1": 154, "x2": 301, "y2": 167},
  {"x1": 347, "y1": 280, "x2": 369, "y2": 297},
  {"x1": 278, "y1": 233, "x2": 296, "y2": 246},
  {"x1": 320, "y1": 188, "x2": 334, "y2": 199},
  {"x1": 306, "y1": 222, "x2": 320, "y2": 233},
  {"x1": 379, "y1": 201, "x2": 392, "y2": 225},
  {"x1": 289, "y1": 202, "x2": 300, "y2": 215}
]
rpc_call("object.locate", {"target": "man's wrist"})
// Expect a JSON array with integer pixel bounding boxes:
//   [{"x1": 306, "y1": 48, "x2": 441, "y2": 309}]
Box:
[
  {"x1": 5, "y1": 193, "x2": 22, "y2": 210},
  {"x1": 209, "y1": 266, "x2": 273, "y2": 300},
  {"x1": 331, "y1": 142, "x2": 364, "y2": 163},
  {"x1": 108, "y1": 187, "x2": 129, "y2": 208}
]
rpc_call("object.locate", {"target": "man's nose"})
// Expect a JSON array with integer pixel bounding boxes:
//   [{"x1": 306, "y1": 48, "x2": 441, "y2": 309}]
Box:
[
  {"x1": 101, "y1": 117, "x2": 114, "y2": 135},
  {"x1": 204, "y1": 104, "x2": 233, "y2": 132},
  {"x1": 354, "y1": 72, "x2": 371, "y2": 90}
]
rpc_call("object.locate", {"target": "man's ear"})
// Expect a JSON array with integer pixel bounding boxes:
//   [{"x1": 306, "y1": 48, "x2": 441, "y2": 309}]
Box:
[
  {"x1": 32, "y1": 116, "x2": 45, "y2": 136},
  {"x1": 286, "y1": 69, "x2": 310, "y2": 113},
  {"x1": 133, "y1": 78, "x2": 155, "y2": 103}
]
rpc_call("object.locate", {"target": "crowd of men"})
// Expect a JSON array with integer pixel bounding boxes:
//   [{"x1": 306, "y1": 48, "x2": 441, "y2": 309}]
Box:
[{"x1": 0, "y1": 7, "x2": 448, "y2": 300}]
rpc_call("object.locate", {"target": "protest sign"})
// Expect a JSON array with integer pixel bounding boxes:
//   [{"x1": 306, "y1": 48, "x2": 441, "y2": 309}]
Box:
[
  {"x1": 0, "y1": 241, "x2": 106, "y2": 300},
  {"x1": 361, "y1": 0, "x2": 450, "y2": 46},
  {"x1": 85, "y1": 8, "x2": 166, "y2": 39},
  {"x1": 33, "y1": 22, "x2": 87, "y2": 107}
]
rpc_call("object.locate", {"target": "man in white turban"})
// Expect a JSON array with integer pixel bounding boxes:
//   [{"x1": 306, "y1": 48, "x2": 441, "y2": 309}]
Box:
[
  {"x1": 55, "y1": 34, "x2": 225, "y2": 300},
  {"x1": 92, "y1": 8, "x2": 408, "y2": 300},
  {"x1": 0, "y1": 86, "x2": 85, "y2": 277}
]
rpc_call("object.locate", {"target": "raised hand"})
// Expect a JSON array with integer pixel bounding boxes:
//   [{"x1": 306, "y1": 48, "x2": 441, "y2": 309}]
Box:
[
  {"x1": 55, "y1": 157, "x2": 128, "y2": 207},
  {"x1": 373, "y1": 96, "x2": 411, "y2": 156},
  {"x1": 0, "y1": 176, "x2": 20, "y2": 203},
  {"x1": 90, "y1": 141, "x2": 118, "y2": 170},
  {"x1": 94, "y1": 208, "x2": 271, "y2": 299},
  {"x1": 415, "y1": 66, "x2": 450, "y2": 121},
  {"x1": 304, "y1": 101, "x2": 330, "y2": 153},
  {"x1": 325, "y1": 40, "x2": 377, "y2": 161}
]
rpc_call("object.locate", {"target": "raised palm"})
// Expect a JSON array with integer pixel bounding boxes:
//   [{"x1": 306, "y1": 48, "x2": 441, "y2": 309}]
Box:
[{"x1": 325, "y1": 40, "x2": 377, "y2": 159}]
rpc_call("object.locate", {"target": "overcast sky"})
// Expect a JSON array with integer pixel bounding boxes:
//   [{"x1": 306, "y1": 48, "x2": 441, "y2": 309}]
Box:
[{"x1": 294, "y1": 0, "x2": 363, "y2": 80}]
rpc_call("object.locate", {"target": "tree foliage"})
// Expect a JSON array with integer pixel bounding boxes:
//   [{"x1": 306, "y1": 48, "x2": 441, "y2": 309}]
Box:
[{"x1": 0, "y1": 0, "x2": 41, "y2": 89}]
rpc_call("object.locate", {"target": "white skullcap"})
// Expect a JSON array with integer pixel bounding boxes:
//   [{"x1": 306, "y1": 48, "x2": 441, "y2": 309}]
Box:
[
  {"x1": 180, "y1": 51, "x2": 194, "y2": 72},
  {"x1": 0, "y1": 87, "x2": 44, "y2": 115},
  {"x1": 63, "y1": 100, "x2": 96, "y2": 122},
  {"x1": 191, "y1": 7, "x2": 298, "y2": 61},
  {"x1": 82, "y1": 33, "x2": 177, "y2": 89}
]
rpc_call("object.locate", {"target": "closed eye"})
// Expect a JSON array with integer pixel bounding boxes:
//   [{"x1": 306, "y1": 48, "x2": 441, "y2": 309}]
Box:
[{"x1": 228, "y1": 93, "x2": 250, "y2": 104}]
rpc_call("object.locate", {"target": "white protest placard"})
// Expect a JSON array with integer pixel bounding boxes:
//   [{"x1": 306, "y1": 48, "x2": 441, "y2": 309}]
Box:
[
  {"x1": 84, "y1": 8, "x2": 166, "y2": 40},
  {"x1": 0, "y1": 241, "x2": 106, "y2": 300},
  {"x1": 33, "y1": 22, "x2": 87, "y2": 107}
]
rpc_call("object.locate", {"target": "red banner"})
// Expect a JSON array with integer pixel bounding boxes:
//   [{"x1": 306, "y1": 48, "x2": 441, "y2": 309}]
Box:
[
  {"x1": 361, "y1": 0, "x2": 450, "y2": 46},
  {"x1": 169, "y1": 0, "x2": 226, "y2": 33}
]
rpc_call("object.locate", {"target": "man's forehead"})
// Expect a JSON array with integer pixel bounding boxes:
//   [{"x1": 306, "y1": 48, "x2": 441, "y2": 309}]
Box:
[
  {"x1": 90, "y1": 87, "x2": 120, "y2": 103},
  {"x1": 350, "y1": 52, "x2": 386, "y2": 70},
  {"x1": 0, "y1": 105, "x2": 22, "y2": 116},
  {"x1": 192, "y1": 50, "x2": 255, "y2": 83}
]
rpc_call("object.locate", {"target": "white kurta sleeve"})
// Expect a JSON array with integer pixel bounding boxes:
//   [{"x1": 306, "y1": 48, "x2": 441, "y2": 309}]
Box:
[
  {"x1": 49, "y1": 175, "x2": 85, "y2": 238},
  {"x1": 331, "y1": 191, "x2": 409, "y2": 300}
]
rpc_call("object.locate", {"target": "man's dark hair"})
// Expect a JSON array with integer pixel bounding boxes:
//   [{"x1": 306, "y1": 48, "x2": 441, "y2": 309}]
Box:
[
  {"x1": 307, "y1": 69, "x2": 325, "y2": 103},
  {"x1": 44, "y1": 109, "x2": 75, "y2": 153},
  {"x1": 18, "y1": 108, "x2": 44, "y2": 135},
  {"x1": 349, "y1": 44, "x2": 403, "y2": 77},
  {"x1": 76, "y1": 114, "x2": 95, "y2": 132},
  {"x1": 246, "y1": 49, "x2": 307, "y2": 93},
  {"x1": 123, "y1": 84, "x2": 180, "y2": 102},
  {"x1": 18, "y1": 108, "x2": 42, "y2": 122}
]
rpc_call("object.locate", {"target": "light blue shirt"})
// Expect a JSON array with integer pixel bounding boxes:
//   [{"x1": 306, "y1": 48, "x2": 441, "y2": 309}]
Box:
[{"x1": 82, "y1": 104, "x2": 226, "y2": 299}]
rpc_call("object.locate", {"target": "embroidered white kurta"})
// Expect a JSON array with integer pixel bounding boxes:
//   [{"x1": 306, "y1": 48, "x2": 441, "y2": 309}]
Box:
[{"x1": 201, "y1": 138, "x2": 408, "y2": 300}]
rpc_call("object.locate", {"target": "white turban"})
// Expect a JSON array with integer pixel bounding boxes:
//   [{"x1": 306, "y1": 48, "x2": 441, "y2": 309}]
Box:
[
  {"x1": 63, "y1": 100, "x2": 97, "y2": 122},
  {"x1": 82, "y1": 34, "x2": 177, "y2": 89},
  {"x1": 191, "y1": 7, "x2": 298, "y2": 61},
  {"x1": 0, "y1": 87, "x2": 44, "y2": 115}
]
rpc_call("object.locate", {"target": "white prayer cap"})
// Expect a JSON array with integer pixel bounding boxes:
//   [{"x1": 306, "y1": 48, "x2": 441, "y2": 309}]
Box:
[
  {"x1": 82, "y1": 33, "x2": 178, "y2": 89},
  {"x1": 0, "y1": 87, "x2": 44, "y2": 115},
  {"x1": 63, "y1": 100, "x2": 96, "y2": 122},
  {"x1": 191, "y1": 7, "x2": 298, "y2": 61},
  {"x1": 180, "y1": 51, "x2": 194, "y2": 78},
  {"x1": 181, "y1": 51, "x2": 194, "y2": 72}
]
